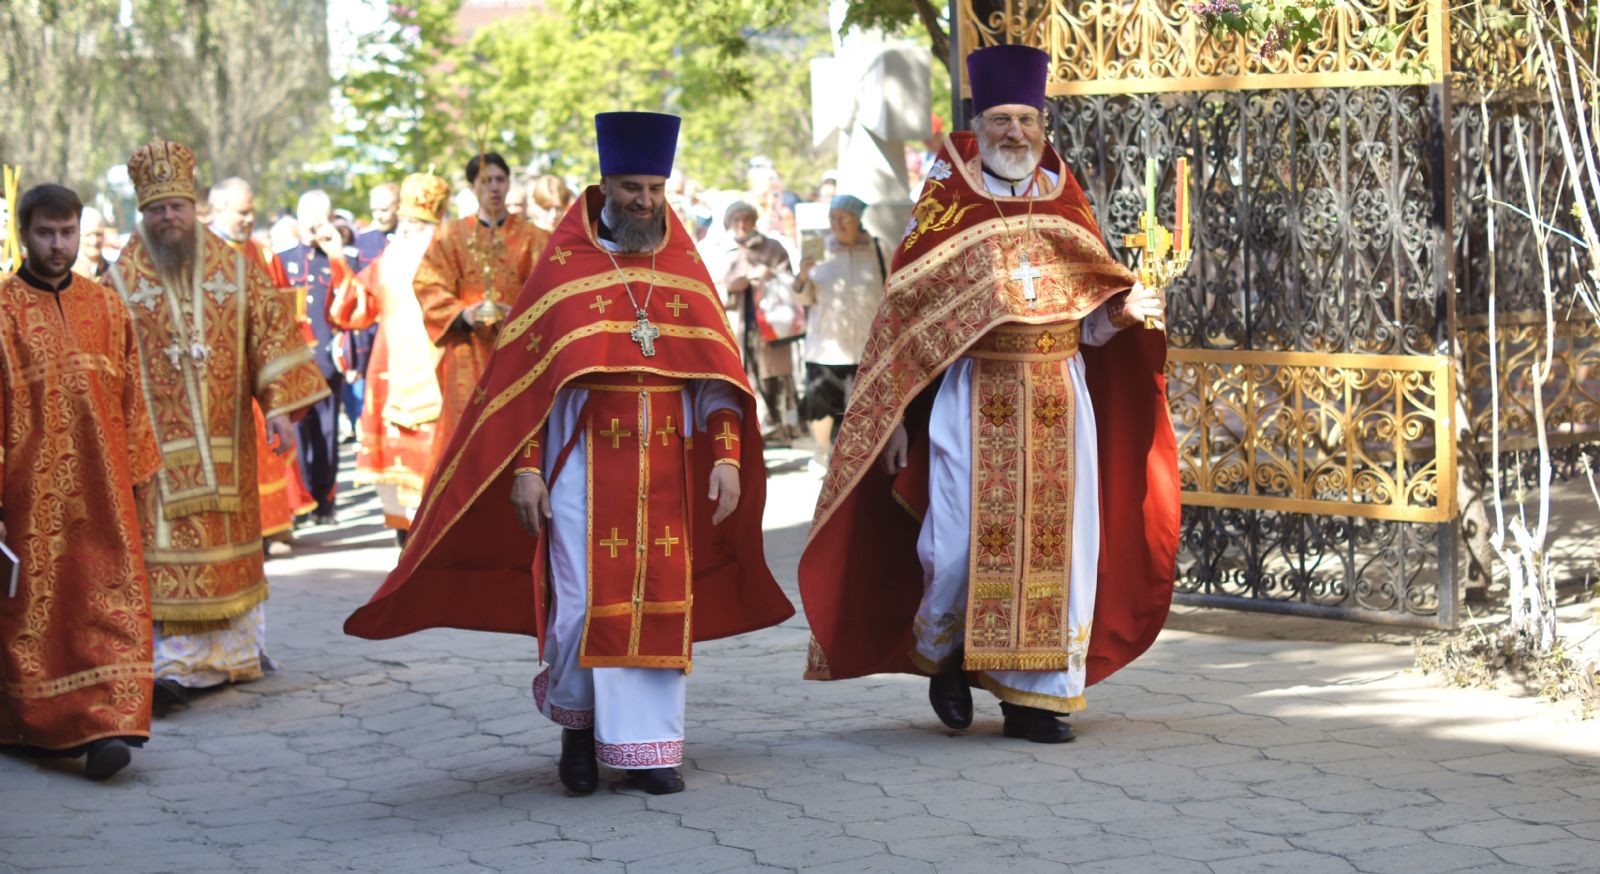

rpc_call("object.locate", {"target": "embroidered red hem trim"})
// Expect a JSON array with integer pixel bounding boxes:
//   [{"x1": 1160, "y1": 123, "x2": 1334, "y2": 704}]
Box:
[
  {"x1": 596, "y1": 740, "x2": 684, "y2": 768},
  {"x1": 531, "y1": 667, "x2": 593, "y2": 729}
]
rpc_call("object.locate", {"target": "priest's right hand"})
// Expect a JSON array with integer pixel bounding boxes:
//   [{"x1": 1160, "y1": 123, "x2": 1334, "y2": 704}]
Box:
[
  {"x1": 511, "y1": 473, "x2": 553, "y2": 537},
  {"x1": 879, "y1": 423, "x2": 909, "y2": 475}
]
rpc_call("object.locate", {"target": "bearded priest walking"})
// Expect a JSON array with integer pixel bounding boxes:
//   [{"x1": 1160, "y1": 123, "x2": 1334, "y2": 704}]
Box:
[
  {"x1": 346, "y1": 113, "x2": 793, "y2": 796},
  {"x1": 799, "y1": 45, "x2": 1180, "y2": 742},
  {"x1": 106, "y1": 141, "x2": 330, "y2": 704}
]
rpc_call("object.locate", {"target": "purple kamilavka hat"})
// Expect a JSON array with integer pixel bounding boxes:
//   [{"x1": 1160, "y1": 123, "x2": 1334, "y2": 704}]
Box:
[
  {"x1": 966, "y1": 44, "x2": 1049, "y2": 114},
  {"x1": 595, "y1": 112, "x2": 680, "y2": 177}
]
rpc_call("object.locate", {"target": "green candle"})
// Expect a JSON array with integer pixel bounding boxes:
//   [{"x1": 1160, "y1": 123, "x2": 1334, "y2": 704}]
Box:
[{"x1": 1145, "y1": 156, "x2": 1157, "y2": 217}]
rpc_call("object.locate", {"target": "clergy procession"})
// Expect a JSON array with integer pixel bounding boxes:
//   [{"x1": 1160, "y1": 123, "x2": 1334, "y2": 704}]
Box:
[
  {"x1": 8, "y1": 2, "x2": 1598, "y2": 871},
  {"x1": 2, "y1": 37, "x2": 1172, "y2": 790}
]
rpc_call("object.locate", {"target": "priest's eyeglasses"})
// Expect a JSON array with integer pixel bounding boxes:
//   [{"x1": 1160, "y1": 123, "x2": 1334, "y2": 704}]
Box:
[{"x1": 982, "y1": 112, "x2": 1043, "y2": 131}]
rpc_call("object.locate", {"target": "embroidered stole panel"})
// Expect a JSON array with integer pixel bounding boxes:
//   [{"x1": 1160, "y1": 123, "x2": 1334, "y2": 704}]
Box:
[
  {"x1": 579, "y1": 379, "x2": 693, "y2": 670},
  {"x1": 964, "y1": 322, "x2": 1081, "y2": 671}
]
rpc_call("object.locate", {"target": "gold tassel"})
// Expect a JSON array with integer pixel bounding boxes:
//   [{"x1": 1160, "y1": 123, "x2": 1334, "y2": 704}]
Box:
[
  {"x1": 962, "y1": 652, "x2": 1072, "y2": 672},
  {"x1": 151, "y1": 585, "x2": 268, "y2": 624}
]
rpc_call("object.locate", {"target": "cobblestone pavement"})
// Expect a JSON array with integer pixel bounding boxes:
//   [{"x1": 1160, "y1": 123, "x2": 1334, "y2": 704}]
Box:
[{"x1": 4, "y1": 454, "x2": 1600, "y2": 873}]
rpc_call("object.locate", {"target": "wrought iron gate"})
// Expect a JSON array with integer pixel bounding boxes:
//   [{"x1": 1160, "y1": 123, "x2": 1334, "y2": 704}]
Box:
[{"x1": 952, "y1": 0, "x2": 1470, "y2": 626}]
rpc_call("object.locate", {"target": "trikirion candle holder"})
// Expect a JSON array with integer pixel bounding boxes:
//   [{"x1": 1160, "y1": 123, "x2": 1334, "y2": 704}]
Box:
[{"x1": 1122, "y1": 156, "x2": 1192, "y2": 331}]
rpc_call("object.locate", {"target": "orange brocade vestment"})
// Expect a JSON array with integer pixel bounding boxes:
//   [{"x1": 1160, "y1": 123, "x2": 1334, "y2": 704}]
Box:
[
  {"x1": 329, "y1": 232, "x2": 442, "y2": 529},
  {"x1": 107, "y1": 228, "x2": 330, "y2": 624},
  {"x1": 228, "y1": 238, "x2": 314, "y2": 536},
  {"x1": 413, "y1": 214, "x2": 546, "y2": 464},
  {"x1": 0, "y1": 272, "x2": 164, "y2": 749}
]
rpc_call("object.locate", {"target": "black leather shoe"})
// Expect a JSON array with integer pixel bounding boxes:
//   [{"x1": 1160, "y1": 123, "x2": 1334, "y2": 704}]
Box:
[
  {"x1": 1000, "y1": 702, "x2": 1075, "y2": 743},
  {"x1": 625, "y1": 767, "x2": 685, "y2": 795},
  {"x1": 84, "y1": 738, "x2": 131, "y2": 781},
  {"x1": 152, "y1": 678, "x2": 189, "y2": 712},
  {"x1": 558, "y1": 728, "x2": 598, "y2": 795},
  {"x1": 928, "y1": 664, "x2": 973, "y2": 730}
]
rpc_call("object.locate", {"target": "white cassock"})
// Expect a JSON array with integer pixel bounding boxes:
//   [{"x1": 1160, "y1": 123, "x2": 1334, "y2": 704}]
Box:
[
  {"x1": 528, "y1": 237, "x2": 742, "y2": 769},
  {"x1": 911, "y1": 167, "x2": 1122, "y2": 713}
]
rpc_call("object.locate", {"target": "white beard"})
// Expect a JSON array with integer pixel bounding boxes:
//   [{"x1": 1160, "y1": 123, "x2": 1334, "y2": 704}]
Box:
[{"x1": 978, "y1": 135, "x2": 1042, "y2": 182}]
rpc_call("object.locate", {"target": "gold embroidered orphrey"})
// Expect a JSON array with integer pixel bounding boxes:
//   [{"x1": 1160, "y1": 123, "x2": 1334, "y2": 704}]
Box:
[{"x1": 962, "y1": 322, "x2": 1082, "y2": 671}]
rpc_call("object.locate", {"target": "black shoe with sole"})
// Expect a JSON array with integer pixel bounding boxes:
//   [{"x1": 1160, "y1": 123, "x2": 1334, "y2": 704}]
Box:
[
  {"x1": 928, "y1": 664, "x2": 973, "y2": 730},
  {"x1": 152, "y1": 678, "x2": 189, "y2": 712},
  {"x1": 1000, "y1": 701, "x2": 1075, "y2": 743},
  {"x1": 558, "y1": 728, "x2": 598, "y2": 795},
  {"x1": 84, "y1": 738, "x2": 131, "y2": 781},
  {"x1": 625, "y1": 767, "x2": 685, "y2": 795}
]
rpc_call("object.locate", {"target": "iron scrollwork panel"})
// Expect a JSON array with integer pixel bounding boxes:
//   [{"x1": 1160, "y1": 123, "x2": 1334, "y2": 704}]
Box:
[
  {"x1": 1050, "y1": 87, "x2": 1443, "y2": 357},
  {"x1": 1048, "y1": 86, "x2": 1453, "y2": 621}
]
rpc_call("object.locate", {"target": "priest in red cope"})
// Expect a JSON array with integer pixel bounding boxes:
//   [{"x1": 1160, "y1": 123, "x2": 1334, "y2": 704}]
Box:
[
  {"x1": 799, "y1": 44, "x2": 1180, "y2": 743},
  {"x1": 345, "y1": 112, "x2": 792, "y2": 797}
]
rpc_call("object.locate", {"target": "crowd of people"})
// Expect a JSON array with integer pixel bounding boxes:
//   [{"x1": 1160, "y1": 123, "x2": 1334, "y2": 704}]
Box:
[{"x1": 1, "y1": 45, "x2": 1175, "y2": 796}]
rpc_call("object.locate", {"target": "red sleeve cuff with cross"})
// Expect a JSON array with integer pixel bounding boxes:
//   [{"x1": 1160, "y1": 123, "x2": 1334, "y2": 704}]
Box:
[
  {"x1": 707, "y1": 409, "x2": 741, "y2": 469},
  {"x1": 512, "y1": 434, "x2": 543, "y2": 477}
]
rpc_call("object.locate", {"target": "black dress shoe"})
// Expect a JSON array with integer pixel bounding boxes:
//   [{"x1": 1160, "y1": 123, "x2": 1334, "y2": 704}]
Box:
[
  {"x1": 625, "y1": 767, "x2": 685, "y2": 795},
  {"x1": 84, "y1": 738, "x2": 131, "y2": 780},
  {"x1": 1000, "y1": 702, "x2": 1075, "y2": 743},
  {"x1": 928, "y1": 664, "x2": 973, "y2": 730},
  {"x1": 152, "y1": 678, "x2": 189, "y2": 711},
  {"x1": 558, "y1": 728, "x2": 598, "y2": 795}
]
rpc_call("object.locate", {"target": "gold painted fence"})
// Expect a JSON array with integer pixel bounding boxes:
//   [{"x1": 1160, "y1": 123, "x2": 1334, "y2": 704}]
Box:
[
  {"x1": 1166, "y1": 348, "x2": 1457, "y2": 522},
  {"x1": 957, "y1": 0, "x2": 1447, "y2": 95}
]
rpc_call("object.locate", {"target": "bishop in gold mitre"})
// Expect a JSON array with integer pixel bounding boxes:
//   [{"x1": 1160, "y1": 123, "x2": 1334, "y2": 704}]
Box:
[{"x1": 105, "y1": 140, "x2": 329, "y2": 705}]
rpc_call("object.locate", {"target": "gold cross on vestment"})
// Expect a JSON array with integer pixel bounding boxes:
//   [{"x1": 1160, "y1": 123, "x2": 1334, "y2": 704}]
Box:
[
  {"x1": 599, "y1": 528, "x2": 629, "y2": 558},
  {"x1": 654, "y1": 526, "x2": 681, "y2": 557},
  {"x1": 1010, "y1": 255, "x2": 1043, "y2": 308},
  {"x1": 665, "y1": 294, "x2": 688, "y2": 317},
  {"x1": 549, "y1": 246, "x2": 572, "y2": 265},
  {"x1": 713, "y1": 421, "x2": 739, "y2": 450},
  {"x1": 526, "y1": 334, "x2": 544, "y2": 353},
  {"x1": 599, "y1": 418, "x2": 633, "y2": 449},
  {"x1": 589, "y1": 294, "x2": 612, "y2": 315},
  {"x1": 687, "y1": 249, "x2": 701, "y2": 264},
  {"x1": 655, "y1": 416, "x2": 677, "y2": 446}
]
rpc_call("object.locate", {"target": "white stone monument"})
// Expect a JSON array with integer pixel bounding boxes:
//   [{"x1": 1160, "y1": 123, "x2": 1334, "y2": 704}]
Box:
[{"x1": 810, "y1": 0, "x2": 932, "y2": 248}]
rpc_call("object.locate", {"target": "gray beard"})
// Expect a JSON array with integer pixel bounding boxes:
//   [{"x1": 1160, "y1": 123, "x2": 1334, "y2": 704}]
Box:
[
  {"x1": 146, "y1": 222, "x2": 197, "y2": 283},
  {"x1": 977, "y1": 133, "x2": 1042, "y2": 183},
  {"x1": 601, "y1": 199, "x2": 665, "y2": 253}
]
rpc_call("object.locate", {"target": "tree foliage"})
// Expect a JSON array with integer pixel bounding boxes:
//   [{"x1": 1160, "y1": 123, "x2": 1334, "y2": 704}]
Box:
[
  {"x1": 0, "y1": 0, "x2": 333, "y2": 218},
  {"x1": 335, "y1": 0, "x2": 467, "y2": 203},
  {"x1": 568, "y1": 0, "x2": 952, "y2": 87},
  {"x1": 335, "y1": 2, "x2": 837, "y2": 204}
]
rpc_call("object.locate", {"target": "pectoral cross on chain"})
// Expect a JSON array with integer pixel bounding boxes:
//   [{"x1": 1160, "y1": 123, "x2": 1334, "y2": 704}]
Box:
[
  {"x1": 1011, "y1": 255, "x2": 1043, "y2": 308},
  {"x1": 630, "y1": 310, "x2": 661, "y2": 357}
]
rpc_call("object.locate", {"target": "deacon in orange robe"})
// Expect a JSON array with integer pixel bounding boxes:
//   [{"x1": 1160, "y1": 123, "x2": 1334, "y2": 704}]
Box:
[
  {"x1": 412, "y1": 152, "x2": 547, "y2": 463},
  {"x1": 1, "y1": 184, "x2": 163, "y2": 780},
  {"x1": 328, "y1": 173, "x2": 452, "y2": 542},
  {"x1": 208, "y1": 177, "x2": 314, "y2": 550},
  {"x1": 106, "y1": 142, "x2": 330, "y2": 703},
  {"x1": 346, "y1": 114, "x2": 792, "y2": 798}
]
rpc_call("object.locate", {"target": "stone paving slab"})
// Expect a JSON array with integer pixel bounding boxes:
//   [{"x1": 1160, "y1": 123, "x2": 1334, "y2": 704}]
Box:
[{"x1": 3, "y1": 456, "x2": 1600, "y2": 873}]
